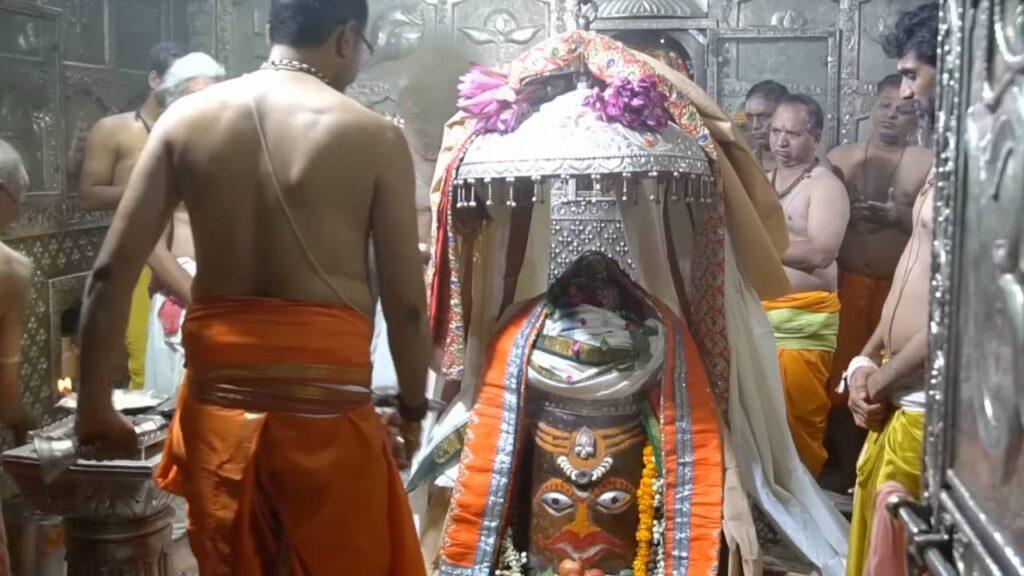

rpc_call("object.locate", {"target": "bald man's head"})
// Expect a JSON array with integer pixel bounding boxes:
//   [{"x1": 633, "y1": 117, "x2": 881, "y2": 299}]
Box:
[
  {"x1": 0, "y1": 139, "x2": 29, "y2": 207},
  {"x1": 0, "y1": 139, "x2": 29, "y2": 230}
]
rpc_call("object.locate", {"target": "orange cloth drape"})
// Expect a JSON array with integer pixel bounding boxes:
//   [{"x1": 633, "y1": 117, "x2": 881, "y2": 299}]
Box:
[
  {"x1": 775, "y1": 347, "x2": 833, "y2": 477},
  {"x1": 827, "y1": 272, "x2": 892, "y2": 404},
  {"x1": 763, "y1": 292, "x2": 840, "y2": 477},
  {"x1": 441, "y1": 296, "x2": 723, "y2": 576},
  {"x1": 439, "y1": 302, "x2": 538, "y2": 566},
  {"x1": 154, "y1": 298, "x2": 424, "y2": 576}
]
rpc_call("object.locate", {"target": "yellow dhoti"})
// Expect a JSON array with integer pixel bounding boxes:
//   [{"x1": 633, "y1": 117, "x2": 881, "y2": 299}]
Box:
[
  {"x1": 127, "y1": 267, "x2": 152, "y2": 389},
  {"x1": 763, "y1": 291, "x2": 840, "y2": 476},
  {"x1": 847, "y1": 409, "x2": 924, "y2": 576}
]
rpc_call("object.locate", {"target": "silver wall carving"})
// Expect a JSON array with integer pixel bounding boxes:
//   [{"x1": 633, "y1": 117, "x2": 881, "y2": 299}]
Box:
[
  {"x1": 923, "y1": 0, "x2": 1024, "y2": 573},
  {"x1": 0, "y1": 0, "x2": 184, "y2": 495},
  {"x1": 185, "y1": 0, "x2": 930, "y2": 151}
]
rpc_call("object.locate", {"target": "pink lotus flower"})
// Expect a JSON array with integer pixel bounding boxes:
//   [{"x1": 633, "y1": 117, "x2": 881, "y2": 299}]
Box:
[{"x1": 457, "y1": 66, "x2": 542, "y2": 134}]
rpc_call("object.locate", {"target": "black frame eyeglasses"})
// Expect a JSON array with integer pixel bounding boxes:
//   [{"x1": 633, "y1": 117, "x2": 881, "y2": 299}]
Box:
[{"x1": 356, "y1": 30, "x2": 375, "y2": 56}]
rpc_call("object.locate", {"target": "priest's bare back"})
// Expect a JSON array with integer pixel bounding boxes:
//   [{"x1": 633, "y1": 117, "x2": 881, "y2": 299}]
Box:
[{"x1": 78, "y1": 71, "x2": 429, "y2": 436}]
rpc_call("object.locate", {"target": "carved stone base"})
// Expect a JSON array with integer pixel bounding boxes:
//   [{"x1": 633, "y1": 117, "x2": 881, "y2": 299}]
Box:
[{"x1": 64, "y1": 508, "x2": 174, "y2": 576}]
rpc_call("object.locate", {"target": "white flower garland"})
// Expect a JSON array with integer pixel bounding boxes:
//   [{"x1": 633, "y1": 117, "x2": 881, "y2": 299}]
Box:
[
  {"x1": 496, "y1": 532, "x2": 529, "y2": 576},
  {"x1": 651, "y1": 476, "x2": 666, "y2": 576}
]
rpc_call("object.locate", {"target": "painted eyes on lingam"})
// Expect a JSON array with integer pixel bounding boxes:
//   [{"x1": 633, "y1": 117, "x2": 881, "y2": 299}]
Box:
[
  {"x1": 536, "y1": 478, "x2": 635, "y2": 517},
  {"x1": 530, "y1": 421, "x2": 646, "y2": 572}
]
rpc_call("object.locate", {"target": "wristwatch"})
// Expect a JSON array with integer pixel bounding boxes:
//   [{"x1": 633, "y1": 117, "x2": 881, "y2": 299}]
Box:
[{"x1": 398, "y1": 398, "x2": 428, "y2": 423}]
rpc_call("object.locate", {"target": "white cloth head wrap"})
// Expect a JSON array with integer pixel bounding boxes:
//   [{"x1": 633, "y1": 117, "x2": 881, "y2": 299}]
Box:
[{"x1": 159, "y1": 52, "x2": 224, "y2": 104}]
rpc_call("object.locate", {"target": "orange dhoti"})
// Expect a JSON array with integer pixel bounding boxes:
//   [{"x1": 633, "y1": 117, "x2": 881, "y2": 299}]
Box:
[
  {"x1": 154, "y1": 298, "x2": 424, "y2": 576},
  {"x1": 827, "y1": 271, "x2": 892, "y2": 403},
  {"x1": 762, "y1": 292, "x2": 840, "y2": 477}
]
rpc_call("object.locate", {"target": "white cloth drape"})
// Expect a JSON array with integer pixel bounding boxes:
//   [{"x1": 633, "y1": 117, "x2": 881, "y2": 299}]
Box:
[{"x1": 144, "y1": 256, "x2": 196, "y2": 397}]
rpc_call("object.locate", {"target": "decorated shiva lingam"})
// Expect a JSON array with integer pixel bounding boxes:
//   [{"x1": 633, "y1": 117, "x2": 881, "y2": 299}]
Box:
[
  {"x1": 522, "y1": 394, "x2": 649, "y2": 575},
  {"x1": 2, "y1": 390, "x2": 175, "y2": 576},
  {"x1": 420, "y1": 11, "x2": 726, "y2": 576},
  {"x1": 433, "y1": 253, "x2": 722, "y2": 576}
]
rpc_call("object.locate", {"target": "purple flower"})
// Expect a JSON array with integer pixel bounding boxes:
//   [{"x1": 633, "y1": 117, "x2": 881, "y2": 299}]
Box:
[{"x1": 582, "y1": 74, "x2": 672, "y2": 132}]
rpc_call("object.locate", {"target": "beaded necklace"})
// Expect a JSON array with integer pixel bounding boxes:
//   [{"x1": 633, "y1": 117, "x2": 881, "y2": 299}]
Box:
[
  {"x1": 260, "y1": 59, "x2": 331, "y2": 85},
  {"x1": 771, "y1": 157, "x2": 819, "y2": 199}
]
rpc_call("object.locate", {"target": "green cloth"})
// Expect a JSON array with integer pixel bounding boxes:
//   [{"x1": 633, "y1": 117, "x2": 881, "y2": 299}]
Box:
[{"x1": 766, "y1": 307, "x2": 839, "y2": 351}]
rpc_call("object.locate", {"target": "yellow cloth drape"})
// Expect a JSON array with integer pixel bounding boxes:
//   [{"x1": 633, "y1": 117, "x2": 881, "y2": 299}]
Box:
[
  {"x1": 848, "y1": 409, "x2": 925, "y2": 576},
  {"x1": 126, "y1": 267, "x2": 152, "y2": 389}
]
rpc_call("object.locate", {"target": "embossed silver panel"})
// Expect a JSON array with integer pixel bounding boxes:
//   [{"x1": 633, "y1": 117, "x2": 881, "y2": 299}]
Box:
[
  {"x1": 549, "y1": 191, "x2": 636, "y2": 281},
  {"x1": 113, "y1": 0, "x2": 164, "y2": 72},
  {"x1": 457, "y1": 87, "x2": 712, "y2": 181},
  {"x1": 597, "y1": 0, "x2": 708, "y2": 19},
  {"x1": 928, "y1": 0, "x2": 1024, "y2": 573},
  {"x1": 0, "y1": 4, "x2": 60, "y2": 195},
  {"x1": 452, "y1": 0, "x2": 551, "y2": 65},
  {"x1": 858, "y1": 0, "x2": 933, "y2": 81},
  {"x1": 350, "y1": 0, "x2": 430, "y2": 118},
  {"x1": 228, "y1": 0, "x2": 270, "y2": 74},
  {"x1": 736, "y1": 0, "x2": 838, "y2": 29},
  {"x1": 2, "y1": 229, "x2": 106, "y2": 425},
  {"x1": 228, "y1": 0, "x2": 904, "y2": 156},
  {"x1": 0, "y1": 4, "x2": 59, "y2": 60},
  {"x1": 48, "y1": 0, "x2": 109, "y2": 66},
  {"x1": 708, "y1": 28, "x2": 841, "y2": 150}
]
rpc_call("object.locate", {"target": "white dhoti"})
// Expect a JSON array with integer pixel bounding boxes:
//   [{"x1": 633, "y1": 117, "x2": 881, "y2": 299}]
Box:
[
  {"x1": 371, "y1": 301, "x2": 399, "y2": 396},
  {"x1": 143, "y1": 257, "x2": 196, "y2": 397}
]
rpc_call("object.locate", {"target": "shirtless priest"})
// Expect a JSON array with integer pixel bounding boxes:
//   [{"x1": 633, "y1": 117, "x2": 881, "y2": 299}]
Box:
[
  {"x1": 821, "y1": 73, "x2": 933, "y2": 491},
  {"x1": 762, "y1": 94, "x2": 850, "y2": 477},
  {"x1": 0, "y1": 139, "x2": 36, "y2": 576},
  {"x1": 75, "y1": 0, "x2": 429, "y2": 573},
  {"x1": 845, "y1": 4, "x2": 939, "y2": 576},
  {"x1": 79, "y1": 41, "x2": 190, "y2": 390}
]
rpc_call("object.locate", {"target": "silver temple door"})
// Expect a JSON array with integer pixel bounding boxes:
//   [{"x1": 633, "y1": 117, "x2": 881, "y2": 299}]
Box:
[{"x1": 902, "y1": 0, "x2": 1024, "y2": 574}]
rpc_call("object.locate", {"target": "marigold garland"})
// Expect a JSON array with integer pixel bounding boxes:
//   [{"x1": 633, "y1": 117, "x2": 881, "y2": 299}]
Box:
[{"x1": 632, "y1": 442, "x2": 658, "y2": 576}]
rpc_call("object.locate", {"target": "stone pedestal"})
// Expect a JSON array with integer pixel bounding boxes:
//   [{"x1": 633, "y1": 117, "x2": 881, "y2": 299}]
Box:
[{"x1": 3, "y1": 444, "x2": 174, "y2": 576}]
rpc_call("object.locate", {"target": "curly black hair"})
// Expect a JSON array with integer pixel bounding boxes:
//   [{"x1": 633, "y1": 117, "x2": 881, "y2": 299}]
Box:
[{"x1": 882, "y1": 3, "x2": 939, "y2": 66}]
